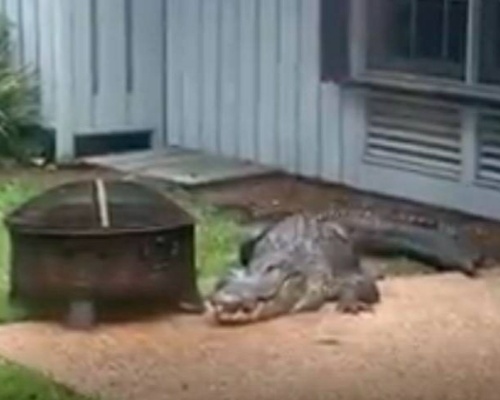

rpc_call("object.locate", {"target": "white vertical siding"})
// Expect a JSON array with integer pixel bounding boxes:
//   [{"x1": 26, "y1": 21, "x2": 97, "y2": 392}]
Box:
[
  {"x1": 237, "y1": 0, "x2": 259, "y2": 161},
  {"x1": 159, "y1": 0, "x2": 341, "y2": 180},
  {"x1": 2, "y1": 0, "x2": 165, "y2": 139},
  {"x1": 277, "y1": 0, "x2": 300, "y2": 172},
  {"x1": 219, "y1": 0, "x2": 239, "y2": 157},
  {"x1": 72, "y1": 0, "x2": 94, "y2": 131},
  {"x1": 199, "y1": 0, "x2": 220, "y2": 153},
  {"x1": 8, "y1": 0, "x2": 500, "y2": 221},
  {"x1": 297, "y1": 0, "x2": 321, "y2": 176},
  {"x1": 93, "y1": 0, "x2": 127, "y2": 129},
  {"x1": 7, "y1": 0, "x2": 342, "y2": 179},
  {"x1": 256, "y1": 0, "x2": 279, "y2": 165},
  {"x1": 80, "y1": 0, "x2": 164, "y2": 136},
  {"x1": 128, "y1": 0, "x2": 163, "y2": 147},
  {"x1": 165, "y1": 0, "x2": 183, "y2": 146},
  {"x1": 181, "y1": 0, "x2": 202, "y2": 149}
]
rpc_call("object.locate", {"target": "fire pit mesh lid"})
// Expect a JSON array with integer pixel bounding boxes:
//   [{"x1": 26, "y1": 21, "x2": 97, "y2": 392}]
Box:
[{"x1": 6, "y1": 179, "x2": 194, "y2": 234}]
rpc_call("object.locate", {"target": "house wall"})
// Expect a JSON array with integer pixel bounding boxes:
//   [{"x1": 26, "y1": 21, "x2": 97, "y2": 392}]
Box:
[
  {"x1": 10, "y1": 0, "x2": 343, "y2": 180},
  {"x1": 163, "y1": 0, "x2": 341, "y2": 181},
  {"x1": 340, "y1": 87, "x2": 500, "y2": 222},
  {"x1": 8, "y1": 0, "x2": 500, "y2": 221}
]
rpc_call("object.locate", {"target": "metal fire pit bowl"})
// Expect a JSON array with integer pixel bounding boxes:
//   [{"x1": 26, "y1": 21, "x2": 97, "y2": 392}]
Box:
[{"x1": 5, "y1": 178, "x2": 204, "y2": 329}]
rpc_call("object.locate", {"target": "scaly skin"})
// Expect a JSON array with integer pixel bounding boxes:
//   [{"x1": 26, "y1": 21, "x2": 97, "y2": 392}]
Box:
[
  {"x1": 207, "y1": 209, "x2": 484, "y2": 325},
  {"x1": 207, "y1": 214, "x2": 380, "y2": 324}
]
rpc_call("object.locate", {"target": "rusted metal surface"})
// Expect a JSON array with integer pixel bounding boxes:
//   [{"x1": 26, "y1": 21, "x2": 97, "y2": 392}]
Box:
[{"x1": 5, "y1": 179, "x2": 203, "y2": 327}]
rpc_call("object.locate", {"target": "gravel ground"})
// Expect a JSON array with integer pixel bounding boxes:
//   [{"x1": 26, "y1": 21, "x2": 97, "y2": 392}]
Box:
[
  {"x1": 0, "y1": 270, "x2": 500, "y2": 400},
  {"x1": 3, "y1": 167, "x2": 500, "y2": 400}
]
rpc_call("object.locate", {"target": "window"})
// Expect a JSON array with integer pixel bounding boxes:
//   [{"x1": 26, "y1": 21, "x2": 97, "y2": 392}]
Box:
[
  {"x1": 366, "y1": 0, "x2": 468, "y2": 79},
  {"x1": 320, "y1": 0, "x2": 500, "y2": 90},
  {"x1": 479, "y1": 0, "x2": 500, "y2": 84}
]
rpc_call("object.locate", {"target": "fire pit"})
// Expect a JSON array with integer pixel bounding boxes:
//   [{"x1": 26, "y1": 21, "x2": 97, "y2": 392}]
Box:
[{"x1": 5, "y1": 178, "x2": 203, "y2": 329}]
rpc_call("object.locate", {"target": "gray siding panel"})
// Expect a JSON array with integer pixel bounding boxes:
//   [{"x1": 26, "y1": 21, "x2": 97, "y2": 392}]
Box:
[
  {"x1": 73, "y1": 0, "x2": 93, "y2": 130},
  {"x1": 8, "y1": 0, "x2": 340, "y2": 179},
  {"x1": 165, "y1": 0, "x2": 183, "y2": 145},
  {"x1": 181, "y1": 0, "x2": 201, "y2": 149},
  {"x1": 297, "y1": 0, "x2": 321, "y2": 176},
  {"x1": 5, "y1": 0, "x2": 22, "y2": 64},
  {"x1": 8, "y1": 0, "x2": 500, "y2": 221},
  {"x1": 38, "y1": 0, "x2": 57, "y2": 126},
  {"x1": 219, "y1": 0, "x2": 239, "y2": 157},
  {"x1": 237, "y1": 0, "x2": 259, "y2": 161},
  {"x1": 152, "y1": 0, "x2": 336, "y2": 175},
  {"x1": 277, "y1": 0, "x2": 300, "y2": 171},
  {"x1": 257, "y1": 0, "x2": 279, "y2": 165},
  {"x1": 128, "y1": 0, "x2": 163, "y2": 146},
  {"x1": 94, "y1": 0, "x2": 127, "y2": 129},
  {"x1": 200, "y1": 0, "x2": 220, "y2": 153},
  {"x1": 21, "y1": 0, "x2": 39, "y2": 70},
  {"x1": 320, "y1": 84, "x2": 342, "y2": 181},
  {"x1": 161, "y1": 0, "x2": 333, "y2": 177}
]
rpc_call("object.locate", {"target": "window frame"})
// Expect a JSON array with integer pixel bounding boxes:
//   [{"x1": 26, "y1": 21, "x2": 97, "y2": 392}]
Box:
[
  {"x1": 350, "y1": 0, "x2": 481, "y2": 81},
  {"x1": 478, "y1": 0, "x2": 500, "y2": 85},
  {"x1": 364, "y1": 0, "x2": 469, "y2": 81},
  {"x1": 343, "y1": 0, "x2": 500, "y2": 101}
]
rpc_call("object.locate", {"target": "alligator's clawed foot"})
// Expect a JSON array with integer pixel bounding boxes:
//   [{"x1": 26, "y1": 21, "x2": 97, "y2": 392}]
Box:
[
  {"x1": 336, "y1": 300, "x2": 374, "y2": 314},
  {"x1": 464, "y1": 268, "x2": 479, "y2": 278},
  {"x1": 462, "y1": 258, "x2": 487, "y2": 278}
]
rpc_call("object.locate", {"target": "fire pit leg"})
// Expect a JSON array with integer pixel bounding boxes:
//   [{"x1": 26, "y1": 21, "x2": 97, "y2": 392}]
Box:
[
  {"x1": 65, "y1": 299, "x2": 96, "y2": 330},
  {"x1": 178, "y1": 293, "x2": 205, "y2": 314},
  {"x1": 177, "y1": 268, "x2": 206, "y2": 314}
]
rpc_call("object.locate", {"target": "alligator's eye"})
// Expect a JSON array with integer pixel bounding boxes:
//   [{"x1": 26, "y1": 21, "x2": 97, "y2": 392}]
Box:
[
  {"x1": 265, "y1": 264, "x2": 277, "y2": 274},
  {"x1": 214, "y1": 278, "x2": 227, "y2": 291}
]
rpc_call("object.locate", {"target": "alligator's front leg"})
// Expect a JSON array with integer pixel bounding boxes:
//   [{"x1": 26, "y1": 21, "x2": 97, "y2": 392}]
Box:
[
  {"x1": 291, "y1": 275, "x2": 330, "y2": 313},
  {"x1": 333, "y1": 274, "x2": 381, "y2": 314}
]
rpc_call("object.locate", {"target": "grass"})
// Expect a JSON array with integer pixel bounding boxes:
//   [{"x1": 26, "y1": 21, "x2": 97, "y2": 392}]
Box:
[
  {"x1": 161, "y1": 189, "x2": 247, "y2": 295},
  {"x1": 0, "y1": 181, "x2": 93, "y2": 400},
  {"x1": 0, "y1": 179, "x2": 39, "y2": 322},
  {"x1": 0, "y1": 175, "x2": 244, "y2": 400},
  {"x1": 0, "y1": 175, "x2": 243, "y2": 400},
  {"x1": 0, "y1": 170, "x2": 441, "y2": 400},
  {"x1": 0, "y1": 358, "x2": 96, "y2": 400},
  {"x1": 0, "y1": 177, "x2": 245, "y2": 315}
]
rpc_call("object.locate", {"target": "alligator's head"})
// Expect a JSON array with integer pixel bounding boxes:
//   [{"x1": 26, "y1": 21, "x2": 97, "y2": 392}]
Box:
[{"x1": 206, "y1": 251, "x2": 311, "y2": 324}]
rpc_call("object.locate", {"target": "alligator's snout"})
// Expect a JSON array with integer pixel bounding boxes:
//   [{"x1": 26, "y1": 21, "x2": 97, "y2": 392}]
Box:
[
  {"x1": 207, "y1": 291, "x2": 264, "y2": 324},
  {"x1": 210, "y1": 292, "x2": 242, "y2": 312}
]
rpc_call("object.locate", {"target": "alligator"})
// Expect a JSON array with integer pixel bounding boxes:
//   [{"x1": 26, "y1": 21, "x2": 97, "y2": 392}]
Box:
[{"x1": 206, "y1": 209, "x2": 484, "y2": 324}]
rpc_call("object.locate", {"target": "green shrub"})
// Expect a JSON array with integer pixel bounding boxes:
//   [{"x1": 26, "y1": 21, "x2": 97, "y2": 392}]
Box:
[
  {"x1": 0, "y1": 180, "x2": 39, "y2": 322},
  {"x1": 0, "y1": 14, "x2": 41, "y2": 164}
]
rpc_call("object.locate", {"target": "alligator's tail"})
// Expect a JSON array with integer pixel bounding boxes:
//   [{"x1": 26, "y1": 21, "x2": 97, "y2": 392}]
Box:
[{"x1": 343, "y1": 220, "x2": 484, "y2": 277}]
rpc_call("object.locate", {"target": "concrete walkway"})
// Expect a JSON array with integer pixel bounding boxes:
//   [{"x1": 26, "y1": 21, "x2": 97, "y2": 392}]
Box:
[
  {"x1": 81, "y1": 148, "x2": 277, "y2": 187},
  {"x1": 0, "y1": 270, "x2": 500, "y2": 400}
]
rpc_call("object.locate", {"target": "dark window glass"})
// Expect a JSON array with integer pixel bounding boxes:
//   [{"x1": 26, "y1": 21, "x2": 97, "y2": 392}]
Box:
[
  {"x1": 320, "y1": 0, "x2": 350, "y2": 82},
  {"x1": 479, "y1": 0, "x2": 500, "y2": 85},
  {"x1": 367, "y1": 0, "x2": 467, "y2": 79}
]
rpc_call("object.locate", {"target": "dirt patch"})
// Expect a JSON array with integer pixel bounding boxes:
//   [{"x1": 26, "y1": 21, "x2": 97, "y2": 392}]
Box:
[
  {"x1": 3, "y1": 167, "x2": 500, "y2": 399},
  {"x1": 190, "y1": 173, "x2": 500, "y2": 261},
  {"x1": 4, "y1": 165, "x2": 500, "y2": 272},
  {"x1": 5, "y1": 166, "x2": 500, "y2": 256},
  {"x1": 0, "y1": 270, "x2": 500, "y2": 400},
  {"x1": 0, "y1": 164, "x2": 122, "y2": 190}
]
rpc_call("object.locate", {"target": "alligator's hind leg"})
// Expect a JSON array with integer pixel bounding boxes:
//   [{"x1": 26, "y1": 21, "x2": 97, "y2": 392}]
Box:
[
  {"x1": 334, "y1": 274, "x2": 381, "y2": 314},
  {"x1": 360, "y1": 261, "x2": 386, "y2": 281}
]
